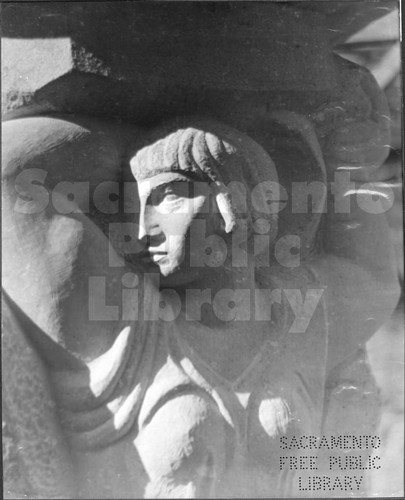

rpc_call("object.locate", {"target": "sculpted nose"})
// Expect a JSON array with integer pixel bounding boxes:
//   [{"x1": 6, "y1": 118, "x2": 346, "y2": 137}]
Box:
[
  {"x1": 138, "y1": 213, "x2": 147, "y2": 240},
  {"x1": 138, "y1": 205, "x2": 159, "y2": 240},
  {"x1": 138, "y1": 205, "x2": 148, "y2": 240}
]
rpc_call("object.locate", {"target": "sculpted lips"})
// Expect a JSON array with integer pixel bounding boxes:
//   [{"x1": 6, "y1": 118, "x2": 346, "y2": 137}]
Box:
[
  {"x1": 150, "y1": 252, "x2": 167, "y2": 263},
  {"x1": 138, "y1": 249, "x2": 166, "y2": 264}
]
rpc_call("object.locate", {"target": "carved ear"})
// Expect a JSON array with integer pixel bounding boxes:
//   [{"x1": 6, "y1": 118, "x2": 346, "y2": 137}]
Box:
[{"x1": 256, "y1": 110, "x2": 327, "y2": 259}]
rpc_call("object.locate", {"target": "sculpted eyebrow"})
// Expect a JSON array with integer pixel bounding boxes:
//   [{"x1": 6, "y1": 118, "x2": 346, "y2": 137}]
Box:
[{"x1": 146, "y1": 179, "x2": 191, "y2": 201}]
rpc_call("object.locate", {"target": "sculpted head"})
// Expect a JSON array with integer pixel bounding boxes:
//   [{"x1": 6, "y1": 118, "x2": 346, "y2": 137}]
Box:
[{"x1": 130, "y1": 118, "x2": 279, "y2": 287}]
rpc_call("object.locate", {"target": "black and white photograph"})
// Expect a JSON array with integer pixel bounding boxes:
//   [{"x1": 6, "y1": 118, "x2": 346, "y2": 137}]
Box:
[{"x1": 2, "y1": 1, "x2": 403, "y2": 498}]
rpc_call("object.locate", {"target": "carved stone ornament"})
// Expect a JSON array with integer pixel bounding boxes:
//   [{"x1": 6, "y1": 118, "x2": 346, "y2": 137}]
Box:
[{"x1": 1, "y1": 2, "x2": 401, "y2": 499}]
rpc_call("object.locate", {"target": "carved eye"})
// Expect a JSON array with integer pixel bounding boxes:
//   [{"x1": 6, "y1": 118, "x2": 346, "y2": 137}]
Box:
[
  {"x1": 156, "y1": 182, "x2": 191, "y2": 205},
  {"x1": 162, "y1": 186, "x2": 180, "y2": 203}
]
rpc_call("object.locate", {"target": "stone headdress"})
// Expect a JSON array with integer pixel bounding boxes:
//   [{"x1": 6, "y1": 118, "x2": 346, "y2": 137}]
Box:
[{"x1": 130, "y1": 118, "x2": 280, "y2": 244}]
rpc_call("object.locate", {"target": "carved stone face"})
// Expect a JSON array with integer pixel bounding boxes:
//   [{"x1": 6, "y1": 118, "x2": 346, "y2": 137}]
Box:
[{"x1": 137, "y1": 172, "x2": 226, "y2": 287}]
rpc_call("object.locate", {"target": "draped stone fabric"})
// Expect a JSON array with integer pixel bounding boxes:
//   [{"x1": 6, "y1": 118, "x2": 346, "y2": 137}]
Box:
[
  {"x1": 2, "y1": 111, "x2": 398, "y2": 497},
  {"x1": 1, "y1": 11, "x2": 401, "y2": 490}
]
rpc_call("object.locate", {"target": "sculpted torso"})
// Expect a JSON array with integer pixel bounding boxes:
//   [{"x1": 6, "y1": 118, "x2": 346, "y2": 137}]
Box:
[{"x1": 2, "y1": 97, "x2": 399, "y2": 497}]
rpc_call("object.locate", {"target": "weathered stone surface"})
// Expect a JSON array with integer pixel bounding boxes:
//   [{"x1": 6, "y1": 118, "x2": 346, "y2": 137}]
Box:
[
  {"x1": 2, "y1": 3, "x2": 332, "y2": 89},
  {"x1": 1, "y1": 2, "x2": 401, "y2": 498},
  {"x1": 2, "y1": 109, "x2": 400, "y2": 497},
  {"x1": 2, "y1": 1, "x2": 396, "y2": 121}
]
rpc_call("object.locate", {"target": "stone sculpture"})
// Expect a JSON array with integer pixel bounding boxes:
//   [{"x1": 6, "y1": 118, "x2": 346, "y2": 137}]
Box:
[
  {"x1": 2, "y1": 110, "x2": 399, "y2": 497},
  {"x1": 2, "y1": 2, "x2": 400, "y2": 498}
]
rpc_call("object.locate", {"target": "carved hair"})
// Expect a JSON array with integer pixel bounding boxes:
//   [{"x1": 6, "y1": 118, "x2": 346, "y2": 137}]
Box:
[{"x1": 130, "y1": 118, "x2": 279, "y2": 243}]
